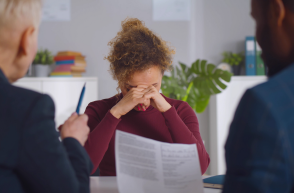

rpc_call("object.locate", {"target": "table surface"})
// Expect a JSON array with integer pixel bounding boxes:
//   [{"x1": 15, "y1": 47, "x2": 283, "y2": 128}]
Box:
[{"x1": 90, "y1": 177, "x2": 221, "y2": 193}]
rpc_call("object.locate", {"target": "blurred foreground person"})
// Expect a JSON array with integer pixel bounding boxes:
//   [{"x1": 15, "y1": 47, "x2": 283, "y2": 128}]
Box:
[
  {"x1": 224, "y1": 0, "x2": 294, "y2": 192},
  {"x1": 0, "y1": 0, "x2": 92, "y2": 192}
]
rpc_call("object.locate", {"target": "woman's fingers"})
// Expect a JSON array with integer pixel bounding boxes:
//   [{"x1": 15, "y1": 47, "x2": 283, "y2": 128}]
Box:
[
  {"x1": 129, "y1": 85, "x2": 148, "y2": 92},
  {"x1": 127, "y1": 85, "x2": 154, "y2": 95},
  {"x1": 124, "y1": 90, "x2": 144, "y2": 99},
  {"x1": 143, "y1": 89, "x2": 156, "y2": 99},
  {"x1": 142, "y1": 86, "x2": 155, "y2": 94},
  {"x1": 136, "y1": 100, "x2": 150, "y2": 111},
  {"x1": 132, "y1": 90, "x2": 145, "y2": 95},
  {"x1": 111, "y1": 85, "x2": 154, "y2": 117},
  {"x1": 128, "y1": 88, "x2": 146, "y2": 95},
  {"x1": 142, "y1": 102, "x2": 150, "y2": 110},
  {"x1": 141, "y1": 97, "x2": 150, "y2": 110},
  {"x1": 122, "y1": 85, "x2": 156, "y2": 112}
]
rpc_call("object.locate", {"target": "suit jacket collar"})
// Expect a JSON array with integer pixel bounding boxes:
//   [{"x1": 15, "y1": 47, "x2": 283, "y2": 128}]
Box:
[{"x1": 0, "y1": 68, "x2": 9, "y2": 84}]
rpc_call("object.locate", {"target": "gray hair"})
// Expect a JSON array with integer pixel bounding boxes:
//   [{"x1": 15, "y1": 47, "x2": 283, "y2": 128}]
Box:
[{"x1": 0, "y1": 0, "x2": 43, "y2": 28}]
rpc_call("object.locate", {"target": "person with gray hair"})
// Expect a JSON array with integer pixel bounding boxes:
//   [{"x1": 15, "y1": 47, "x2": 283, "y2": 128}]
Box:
[{"x1": 0, "y1": 0, "x2": 93, "y2": 192}]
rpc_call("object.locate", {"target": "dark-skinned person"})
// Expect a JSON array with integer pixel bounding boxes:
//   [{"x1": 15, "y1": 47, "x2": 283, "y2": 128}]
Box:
[
  {"x1": 0, "y1": 0, "x2": 92, "y2": 192},
  {"x1": 84, "y1": 18, "x2": 210, "y2": 176},
  {"x1": 223, "y1": 0, "x2": 294, "y2": 192}
]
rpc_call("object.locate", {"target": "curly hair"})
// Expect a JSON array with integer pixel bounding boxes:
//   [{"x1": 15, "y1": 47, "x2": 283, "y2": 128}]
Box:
[{"x1": 105, "y1": 18, "x2": 175, "y2": 89}]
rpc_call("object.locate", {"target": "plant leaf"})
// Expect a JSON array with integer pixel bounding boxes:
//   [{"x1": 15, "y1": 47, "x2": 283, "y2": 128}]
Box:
[
  {"x1": 195, "y1": 96, "x2": 210, "y2": 113},
  {"x1": 191, "y1": 59, "x2": 200, "y2": 74},
  {"x1": 213, "y1": 77, "x2": 227, "y2": 90},
  {"x1": 179, "y1": 62, "x2": 187, "y2": 72},
  {"x1": 200, "y1": 60, "x2": 207, "y2": 75},
  {"x1": 182, "y1": 82, "x2": 193, "y2": 101},
  {"x1": 161, "y1": 59, "x2": 232, "y2": 113},
  {"x1": 207, "y1": 64, "x2": 215, "y2": 75}
]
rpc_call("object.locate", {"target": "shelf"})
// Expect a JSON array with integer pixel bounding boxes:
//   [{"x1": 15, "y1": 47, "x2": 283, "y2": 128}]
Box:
[{"x1": 231, "y1": 76, "x2": 267, "y2": 81}]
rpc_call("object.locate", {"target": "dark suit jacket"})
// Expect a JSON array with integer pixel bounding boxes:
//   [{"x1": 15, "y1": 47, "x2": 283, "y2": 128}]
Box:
[
  {"x1": 0, "y1": 69, "x2": 93, "y2": 193},
  {"x1": 223, "y1": 64, "x2": 294, "y2": 192}
]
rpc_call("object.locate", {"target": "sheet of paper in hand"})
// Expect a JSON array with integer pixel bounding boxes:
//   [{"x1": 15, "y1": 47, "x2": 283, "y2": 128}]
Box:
[{"x1": 115, "y1": 130, "x2": 204, "y2": 193}]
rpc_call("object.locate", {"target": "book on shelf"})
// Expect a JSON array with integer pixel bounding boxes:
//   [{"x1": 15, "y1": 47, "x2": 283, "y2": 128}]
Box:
[
  {"x1": 75, "y1": 63, "x2": 87, "y2": 67},
  {"x1": 71, "y1": 70, "x2": 86, "y2": 73},
  {"x1": 54, "y1": 55, "x2": 86, "y2": 61},
  {"x1": 55, "y1": 60, "x2": 75, "y2": 65},
  {"x1": 75, "y1": 59, "x2": 86, "y2": 64},
  {"x1": 74, "y1": 60, "x2": 87, "y2": 67},
  {"x1": 245, "y1": 36, "x2": 256, "y2": 76},
  {"x1": 244, "y1": 37, "x2": 266, "y2": 76},
  {"x1": 256, "y1": 42, "x2": 265, "y2": 76},
  {"x1": 71, "y1": 66, "x2": 86, "y2": 71},
  {"x1": 54, "y1": 59, "x2": 87, "y2": 67},
  {"x1": 51, "y1": 51, "x2": 87, "y2": 77},
  {"x1": 50, "y1": 72, "x2": 83, "y2": 77},
  {"x1": 54, "y1": 65, "x2": 73, "y2": 72},
  {"x1": 57, "y1": 51, "x2": 83, "y2": 56},
  {"x1": 50, "y1": 72, "x2": 72, "y2": 76}
]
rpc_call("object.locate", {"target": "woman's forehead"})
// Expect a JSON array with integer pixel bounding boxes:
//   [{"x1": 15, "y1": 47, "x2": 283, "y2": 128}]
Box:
[
  {"x1": 127, "y1": 66, "x2": 162, "y2": 86},
  {"x1": 126, "y1": 83, "x2": 158, "y2": 88}
]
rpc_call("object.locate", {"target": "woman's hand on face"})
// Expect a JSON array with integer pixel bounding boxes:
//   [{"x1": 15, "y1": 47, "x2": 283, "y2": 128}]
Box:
[
  {"x1": 110, "y1": 86, "x2": 150, "y2": 119},
  {"x1": 143, "y1": 86, "x2": 172, "y2": 113}
]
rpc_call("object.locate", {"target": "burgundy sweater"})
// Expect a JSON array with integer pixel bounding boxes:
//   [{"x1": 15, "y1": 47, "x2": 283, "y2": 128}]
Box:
[{"x1": 84, "y1": 94, "x2": 210, "y2": 176}]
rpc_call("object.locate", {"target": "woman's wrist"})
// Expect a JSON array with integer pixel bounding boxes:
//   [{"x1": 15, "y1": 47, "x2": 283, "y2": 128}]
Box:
[
  {"x1": 110, "y1": 106, "x2": 122, "y2": 119},
  {"x1": 155, "y1": 96, "x2": 172, "y2": 112},
  {"x1": 159, "y1": 103, "x2": 172, "y2": 113}
]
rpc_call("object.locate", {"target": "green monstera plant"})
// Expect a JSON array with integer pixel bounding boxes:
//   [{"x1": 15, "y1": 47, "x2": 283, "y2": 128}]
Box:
[{"x1": 161, "y1": 59, "x2": 233, "y2": 113}]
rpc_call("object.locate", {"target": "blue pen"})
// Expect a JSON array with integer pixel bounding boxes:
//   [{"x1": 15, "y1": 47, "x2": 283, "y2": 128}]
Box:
[{"x1": 76, "y1": 83, "x2": 86, "y2": 114}]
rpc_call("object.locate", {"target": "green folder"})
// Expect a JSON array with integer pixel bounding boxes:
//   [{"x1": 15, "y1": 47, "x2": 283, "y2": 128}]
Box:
[{"x1": 256, "y1": 42, "x2": 265, "y2": 75}]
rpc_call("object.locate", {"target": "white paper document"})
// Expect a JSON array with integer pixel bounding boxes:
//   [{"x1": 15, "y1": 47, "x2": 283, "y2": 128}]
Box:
[
  {"x1": 115, "y1": 130, "x2": 203, "y2": 193},
  {"x1": 42, "y1": 0, "x2": 71, "y2": 21}
]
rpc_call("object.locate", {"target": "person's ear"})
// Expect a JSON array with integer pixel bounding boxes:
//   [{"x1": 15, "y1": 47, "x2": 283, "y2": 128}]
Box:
[
  {"x1": 270, "y1": 0, "x2": 286, "y2": 27},
  {"x1": 17, "y1": 26, "x2": 36, "y2": 58},
  {"x1": 11, "y1": 26, "x2": 38, "y2": 82}
]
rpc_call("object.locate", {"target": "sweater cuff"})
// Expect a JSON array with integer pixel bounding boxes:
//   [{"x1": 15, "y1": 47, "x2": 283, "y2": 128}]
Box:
[
  {"x1": 162, "y1": 106, "x2": 177, "y2": 120},
  {"x1": 106, "y1": 110, "x2": 122, "y2": 123}
]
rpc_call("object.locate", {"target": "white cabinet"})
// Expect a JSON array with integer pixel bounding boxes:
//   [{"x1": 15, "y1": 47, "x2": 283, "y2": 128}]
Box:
[
  {"x1": 209, "y1": 76, "x2": 267, "y2": 175},
  {"x1": 13, "y1": 80, "x2": 42, "y2": 93},
  {"x1": 14, "y1": 77, "x2": 98, "y2": 127}
]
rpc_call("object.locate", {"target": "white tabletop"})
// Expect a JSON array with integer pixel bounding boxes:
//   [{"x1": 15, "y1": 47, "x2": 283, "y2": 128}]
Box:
[{"x1": 90, "y1": 177, "x2": 221, "y2": 193}]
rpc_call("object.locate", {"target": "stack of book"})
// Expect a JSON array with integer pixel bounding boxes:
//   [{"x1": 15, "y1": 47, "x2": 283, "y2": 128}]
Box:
[{"x1": 50, "y1": 51, "x2": 87, "y2": 77}]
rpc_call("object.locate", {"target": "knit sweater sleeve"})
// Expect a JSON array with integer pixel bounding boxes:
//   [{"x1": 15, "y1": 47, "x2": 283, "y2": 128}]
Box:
[
  {"x1": 84, "y1": 102, "x2": 121, "y2": 174},
  {"x1": 162, "y1": 102, "x2": 210, "y2": 174}
]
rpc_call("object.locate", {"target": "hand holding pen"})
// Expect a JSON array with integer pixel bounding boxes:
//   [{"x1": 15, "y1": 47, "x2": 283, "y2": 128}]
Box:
[
  {"x1": 59, "y1": 83, "x2": 89, "y2": 146},
  {"x1": 60, "y1": 112, "x2": 89, "y2": 146}
]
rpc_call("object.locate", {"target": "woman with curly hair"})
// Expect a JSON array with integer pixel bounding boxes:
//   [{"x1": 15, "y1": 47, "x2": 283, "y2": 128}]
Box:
[{"x1": 84, "y1": 18, "x2": 210, "y2": 176}]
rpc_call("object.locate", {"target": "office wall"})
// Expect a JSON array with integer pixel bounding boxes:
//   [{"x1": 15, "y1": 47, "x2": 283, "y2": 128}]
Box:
[
  {"x1": 203, "y1": 0, "x2": 255, "y2": 65},
  {"x1": 203, "y1": 0, "x2": 255, "y2": 174},
  {"x1": 38, "y1": 0, "x2": 204, "y2": 100}
]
